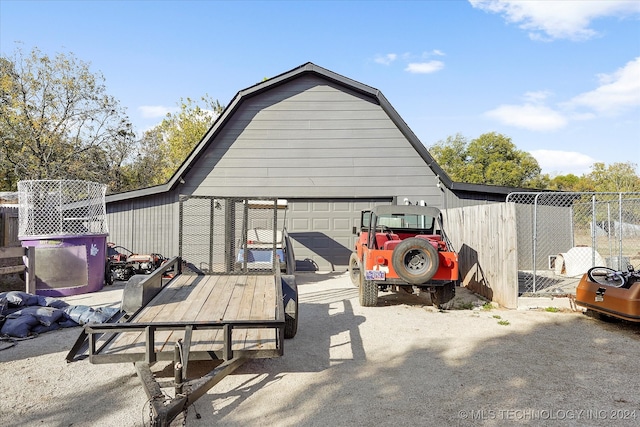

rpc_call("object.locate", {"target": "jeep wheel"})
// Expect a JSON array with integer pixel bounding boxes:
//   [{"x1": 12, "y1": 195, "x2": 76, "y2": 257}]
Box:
[
  {"x1": 391, "y1": 238, "x2": 439, "y2": 285},
  {"x1": 348, "y1": 253, "x2": 361, "y2": 287},
  {"x1": 359, "y1": 267, "x2": 378, "y2": 307},
  {"x1": 432, "y1": 282, "x2": 456, "y2": 309}
]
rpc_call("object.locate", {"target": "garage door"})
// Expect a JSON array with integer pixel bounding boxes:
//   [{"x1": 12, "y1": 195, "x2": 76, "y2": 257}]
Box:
[{"x1": 286, "y1": 199, "x2": 391, "y2": 271}]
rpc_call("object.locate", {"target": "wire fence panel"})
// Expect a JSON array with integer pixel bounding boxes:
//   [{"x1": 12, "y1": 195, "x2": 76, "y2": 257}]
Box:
[
  {"x1": 506, "y1": 192, "x2": 640, "y2": 295},
  {"x1": 179, "y1": 196, "x2": 281, "y2": 275},
  {"x1": 17, "y1": 180, "x2": 108, "y2": 238}
]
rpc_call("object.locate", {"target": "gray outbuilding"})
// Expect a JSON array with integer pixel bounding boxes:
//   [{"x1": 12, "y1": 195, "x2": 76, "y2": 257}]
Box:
[{"x1": 106, "y1": 62, "x2": 514, "y2": 271}]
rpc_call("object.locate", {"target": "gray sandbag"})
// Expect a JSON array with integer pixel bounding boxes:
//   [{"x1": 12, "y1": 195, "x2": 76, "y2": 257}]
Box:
[
  {"x1": 36, "y1": 295, "x2": 69, "y2": 309},
  {"x1": 7, "y1": 306, "x2": 65, "y2": 327},
  {"x1": 1, "y1": 291, "x2": 39, "y2": 307},
  {"x1": 1, "y1": 313, "x2": 39, "y2": 338},
  {"x1": 63, "y1": 305, "x2": 119, "y2": 325}
]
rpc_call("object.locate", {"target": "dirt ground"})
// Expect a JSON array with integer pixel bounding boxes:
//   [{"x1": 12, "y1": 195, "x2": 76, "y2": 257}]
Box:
[{"x1": 1, "y1": 272, "x2": 639, "y2": 427}]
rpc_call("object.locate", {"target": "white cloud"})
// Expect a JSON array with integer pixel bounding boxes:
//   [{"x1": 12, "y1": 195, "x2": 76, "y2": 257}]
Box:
[
  {"x1": 469, "y1": 0, "x2": 640, "y2": 41},
  {"x1": 523, "y1": 90, "x2": 552, "y2": 103},
  {"x1": 565, "y1": 57, "x2": 640, "y2": 114},
  {"x1": 485, "y1": 58, "x2": 639, "y2": 130},
  {"x1": 374, "y1": 51, "x2": 445, "y2": 73},
  {"x1": 405, "y1": 61, "x2": 445, "y2": 74},
  {"x1": 529, "y1": 149, "x2": 595, "y2": 176},
  {"x1": 374, "y1": 54, "x2": 397, "y2": 65},
  {"x1": 484, "y1": 103, "x2": 567, "y2": 131},
  {"x1": 138, "y1": 105, "x2": 176, "y2": 118}
]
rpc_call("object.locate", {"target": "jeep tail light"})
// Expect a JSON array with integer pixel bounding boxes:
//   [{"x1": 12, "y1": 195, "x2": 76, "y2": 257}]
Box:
[{"x1": 376, "y1": 256, "x2": 387, "y2": 265}]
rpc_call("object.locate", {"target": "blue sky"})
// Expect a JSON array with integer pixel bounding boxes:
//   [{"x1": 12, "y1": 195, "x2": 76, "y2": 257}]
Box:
[{"x1": 1, "y1": 0, "x2": 639, "y2": 177}]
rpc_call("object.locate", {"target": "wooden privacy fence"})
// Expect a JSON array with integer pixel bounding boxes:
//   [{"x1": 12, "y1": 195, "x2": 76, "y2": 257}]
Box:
[
  {"x1": 0, "y1": 246, "x2": 36, "y2": 294},
  {"x1": 0, "y1": 206, "x2": 20, "y2": 247},
  {"x1": 443, "y1": 203, "x2": 518, "y2": 309}
]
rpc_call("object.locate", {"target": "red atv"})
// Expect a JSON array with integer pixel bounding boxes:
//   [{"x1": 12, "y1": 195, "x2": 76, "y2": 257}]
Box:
[
  {"x1": 106, "y1": 243, "x2": 166, "y2": 284},
  {"x1": 349, "y1": 205, "x2": 459, "y2": 307}
]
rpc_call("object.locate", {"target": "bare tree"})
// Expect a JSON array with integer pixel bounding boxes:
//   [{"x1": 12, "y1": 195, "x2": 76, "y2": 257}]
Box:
[{"x1": 0, "y1": 46, "x2": 135, "y2": 191}]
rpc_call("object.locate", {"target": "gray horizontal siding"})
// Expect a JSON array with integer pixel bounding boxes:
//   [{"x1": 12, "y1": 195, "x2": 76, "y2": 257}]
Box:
[
  {"x1": 231, "y1": 109, "x2": 386, "y2": 121},
  {"x1": 186, "y1": 156, "x2": 427, "y2": 178},
  {"x1": 106, "y1": 193, "x2": 178, "y2": 257},
  {"x1": 227, "y1": 119, "x2": 394, "y2": 130},
  {"x1": 188, "y1": 166, "x2": 431, "y2": 178},
  {"x1": 244, "y1": 79, "x2": 378, "y2": 104},
  {"x1": 207, "y1": 146, "x2": 421, "y2": 159},
  {"x1": 217, "y1": 128, "x2": 407, "y2": 140},
  {"x1": 208, "y1": 139, "x2": 412, "y2": 150},
  {"x1": 182, "y1": 74, "x2": 439, "y2": 201},
  {"x1": 238, "y1": 100, "x2": 379, "y2": 112},
  {"x1": 189, "y1": 156, "x2": 427, "y2": 169}
]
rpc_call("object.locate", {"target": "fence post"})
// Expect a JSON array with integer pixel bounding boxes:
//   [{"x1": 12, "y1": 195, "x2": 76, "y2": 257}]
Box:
[
  {"x1": 0, "y1": 211, "x2": 4, "y2": 247},
  {"x1": 532, "y1": 193, "x2": 539, "y2": 293},
  {"x1": 618, "y1": 192, "x2": 623, "y2": 261},
  {"x1": 24, "y1": 246, "x2": 36, "y2": 294},
  {"x1": 591, "y1": 195, "x2": 596, "y2": 267}
]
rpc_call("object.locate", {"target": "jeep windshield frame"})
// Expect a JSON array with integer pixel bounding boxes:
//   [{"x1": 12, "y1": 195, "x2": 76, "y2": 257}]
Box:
[
  {"x1": 360, "y1": 205, "x2": 448, "y2": 249},
  {"x1": 364, "y1": 206, "x2": 442, "y2": 230}
]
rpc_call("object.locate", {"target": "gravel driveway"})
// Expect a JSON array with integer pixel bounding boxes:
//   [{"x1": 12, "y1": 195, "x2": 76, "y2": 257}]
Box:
[{"x1": 1, "y1": 272, "x2": 639, "y2": 426}]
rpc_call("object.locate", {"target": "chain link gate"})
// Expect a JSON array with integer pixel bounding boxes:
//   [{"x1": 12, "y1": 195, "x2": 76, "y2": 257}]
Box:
[
  {"x1": 506, "y1": 192, "x2": 640, "y2": 295},
  {"x1": 179, "y1": 196, "x2": 281, "y2": 275}
]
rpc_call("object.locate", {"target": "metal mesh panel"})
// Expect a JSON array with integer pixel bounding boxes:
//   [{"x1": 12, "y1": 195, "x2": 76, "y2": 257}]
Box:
[
  {"x1": 506, "y1": 192, "x2": 640, "y2": 295},
  {"x1": 17, "y1": 180, "x2": 108, "y2": 237},
  {"x1": 179, "y1": 196, "x2": 280, "y2": 275}
]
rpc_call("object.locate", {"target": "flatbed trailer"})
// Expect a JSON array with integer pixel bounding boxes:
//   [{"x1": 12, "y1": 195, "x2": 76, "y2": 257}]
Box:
[
  {"x1": 82, "y1": 272, "x2": 284, "y2": 363},
  {"x1": 66, "y1": 197, "x2": 298, "y2": 426}
]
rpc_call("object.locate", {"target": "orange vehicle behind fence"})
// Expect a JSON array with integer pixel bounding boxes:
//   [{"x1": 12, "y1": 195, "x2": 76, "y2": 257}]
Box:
[{"x1": 349, "y1": 205, "x2": 458, "y2": 307}]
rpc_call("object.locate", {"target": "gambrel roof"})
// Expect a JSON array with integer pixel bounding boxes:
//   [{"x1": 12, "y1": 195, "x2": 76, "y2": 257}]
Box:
[{"x1": 107, "y1": 62, "x2": 517, "y2": 203}]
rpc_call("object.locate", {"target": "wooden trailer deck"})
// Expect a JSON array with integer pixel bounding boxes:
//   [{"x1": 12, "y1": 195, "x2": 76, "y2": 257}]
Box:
[{"x1": 80, "y1": 272, "x2": 284, "y2": 364}]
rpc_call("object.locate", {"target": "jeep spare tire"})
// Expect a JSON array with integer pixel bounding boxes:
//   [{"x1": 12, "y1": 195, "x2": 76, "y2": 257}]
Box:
[{"x1": 391, "y1": 238, "x2": 439, "y2": 284}]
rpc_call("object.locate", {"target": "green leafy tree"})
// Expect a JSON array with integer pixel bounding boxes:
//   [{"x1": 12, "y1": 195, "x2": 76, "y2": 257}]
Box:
[
  {"x1": 429, "y1": 132, "x2": 543, "y2": 188},
  {"x1": 534, "y1": 163, "x2": 640, "y2": 192},
  {"x1": 0, "y1": 46, "x2": 135, "y2": 191},
  {"x1": 127, "y1": 127, "x2": 171, "y2": 188},
  {"x1": 584, "y1": 162, "x2": 640, "y2": 192},
  {"x1": 427, "y1": 133, "x2": 472, "y2": 178},
  {"x1": 131, "y1": 96, "x2": 224, "y2": 185},
  {"x1": 547, "y1": 173, "x2": 590, "y2": 191}
]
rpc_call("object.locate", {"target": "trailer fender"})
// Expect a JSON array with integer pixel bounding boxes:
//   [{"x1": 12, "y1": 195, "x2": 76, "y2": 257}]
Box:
[
  {"x1": 121, "y1": 274, "x2": 161, "y2": 314},
  {"x1": 281, "y1": 275, "x2": 298, "y2": 338}
]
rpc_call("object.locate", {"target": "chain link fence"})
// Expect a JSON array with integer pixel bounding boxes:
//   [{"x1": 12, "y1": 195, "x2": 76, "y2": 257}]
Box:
[
  {"x1": 506, "y1": 192, "x2": 640, "y2": 295},
  {"x1": 17, "y1": 180, "x2": 108, "y2": 238},
  {"x1": 179, "y1": 196, "x2": 282, "y2": 275}
]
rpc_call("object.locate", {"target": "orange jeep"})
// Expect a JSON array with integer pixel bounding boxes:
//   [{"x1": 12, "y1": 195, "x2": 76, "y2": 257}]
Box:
[{"x1": 349, "y1": 205, "x2": 459, "y2": 307}]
